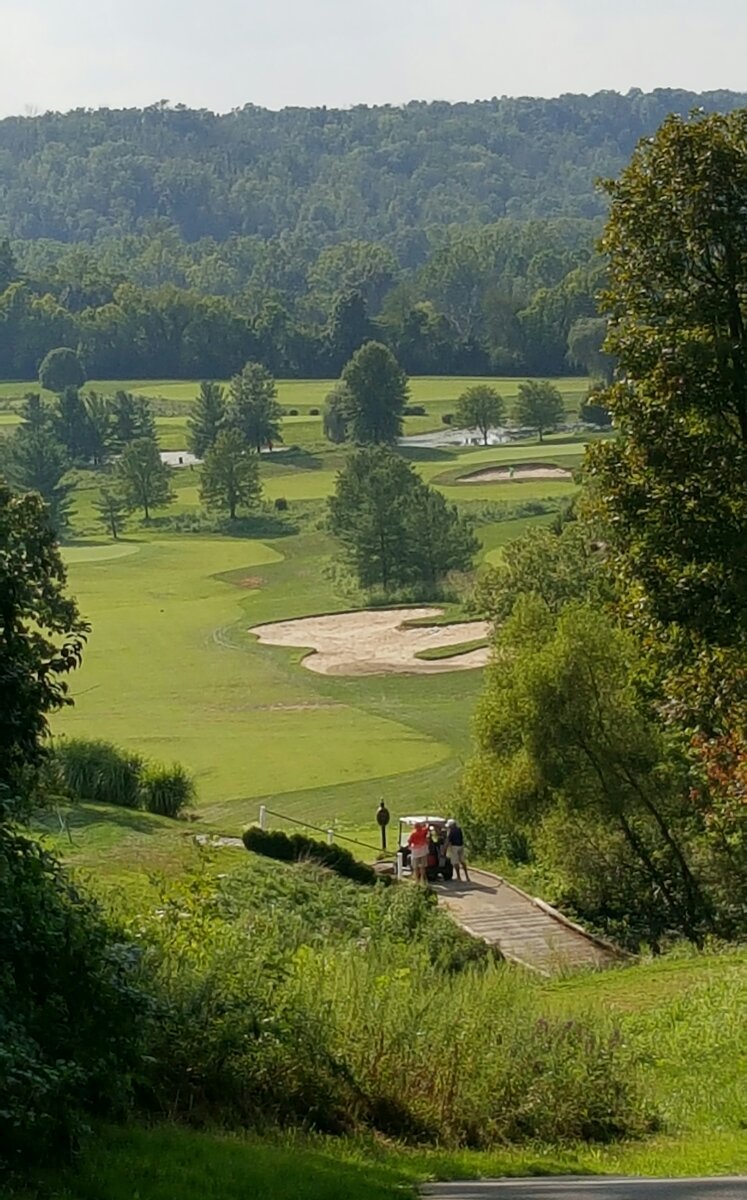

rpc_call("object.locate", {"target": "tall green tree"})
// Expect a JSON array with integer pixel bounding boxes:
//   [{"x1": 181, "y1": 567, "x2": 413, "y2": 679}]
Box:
[
  {"x1": 83, "y1": 391, "x2": 113, "y2": 466},
  {"x1": 199, "y1": 429, "x2": 261, "y2": 520},
  {"x1": 514, "y1": 379, "x2": 564, "y2": 442},
  {"x1": 465, "y1": 599, "x2": 712, "y2": 947},
  {"x1": 19, "y1": 393, "x2": 51, "y2": 433},
  {"x1": 589, "y1": 109, "x2": 747, "y2": 665},
  {"x1": 5, "y1": 427, "x2": 73, "y2": 533},
  {"x1": 341, "y1": 341, "x2": 408, "y2": 445},
  {"x1": 116, "y1": 438, "x2": 173, "y2": 522},
  {"x1": 111, "y1": 391, "x2": 155, "y2": 449},
  {"x1": 322, "y1": 383, "x2": 351, "y2": 444},
  {"x1": 455, "y1": 384, "x2": 505, "y2": 444},
  {"x1": 567, "y1": 317, "x2": 614, "y2": 383},
  {"x1": 38, "y1": 346, "x2": 86, "y2": 394},
  {"x1": 54, "y1": 387, "x2": 90, "y2": 461},
  {"x1": 93, "y1": 487, "x2": 129, "y2": 539},
  {"x1": 226, "y1": 362, "x2": 281, "y2": 452},
  {"x1": 0, "y1": 479, "x2": 87, "y2": 788},
  {"x1": 329, "y1": 445, "x2": 477, "y2": 594},
  {"x1": 188, "y1": 380, "x2": 226, "y2": 458},
  {"x1": 327, "y1": 290, "x2": 373, "y2": 372}
]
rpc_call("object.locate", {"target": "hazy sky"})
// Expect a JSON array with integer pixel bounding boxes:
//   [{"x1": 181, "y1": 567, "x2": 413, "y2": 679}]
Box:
[{"x1": 1, "y1": 0, "x2": 746, "y2": 117}]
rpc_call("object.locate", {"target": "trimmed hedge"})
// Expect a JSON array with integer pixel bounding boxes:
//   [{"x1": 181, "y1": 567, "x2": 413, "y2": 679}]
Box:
[{"x1": 242, "y1": 826, "x2": 384, "y2": 886}]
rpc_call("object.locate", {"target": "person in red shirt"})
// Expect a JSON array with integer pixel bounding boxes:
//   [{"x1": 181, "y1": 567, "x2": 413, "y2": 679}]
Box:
[{"x1": 408, "y1": 821, "x2": 429, "y2": 884}]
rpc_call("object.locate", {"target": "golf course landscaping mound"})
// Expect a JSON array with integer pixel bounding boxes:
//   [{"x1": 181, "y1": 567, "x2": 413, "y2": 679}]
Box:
[
  {"x1": 252, "y1": 608, "x2": 491, "y2": 676},
  {"x1": 456, "y1": 462, "x2": 573, "y2": 483}
]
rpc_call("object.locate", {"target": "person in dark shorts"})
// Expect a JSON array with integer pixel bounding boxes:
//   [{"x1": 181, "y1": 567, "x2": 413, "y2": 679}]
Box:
[{"x1": 445, "y1": 818, "x2": 470, "y2": 883}]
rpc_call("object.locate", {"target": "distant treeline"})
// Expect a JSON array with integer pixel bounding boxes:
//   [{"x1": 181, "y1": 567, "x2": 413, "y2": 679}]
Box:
[{"x1": 2, "y1": 90, "x2": 746, "y2": 380}]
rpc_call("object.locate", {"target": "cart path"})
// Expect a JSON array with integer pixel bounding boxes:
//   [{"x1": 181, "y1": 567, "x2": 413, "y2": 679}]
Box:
[
  {"x1": 421, "y1": 1178, "x2": 747, "y2": 1198},
  {"x1": 431, "y1": 868, "x2": 623, "y2": 974}
]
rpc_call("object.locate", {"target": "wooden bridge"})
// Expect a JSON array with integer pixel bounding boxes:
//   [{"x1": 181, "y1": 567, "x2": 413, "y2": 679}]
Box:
[{"x1": 432, "y1": 868, "x2": 624, "y2": 974}]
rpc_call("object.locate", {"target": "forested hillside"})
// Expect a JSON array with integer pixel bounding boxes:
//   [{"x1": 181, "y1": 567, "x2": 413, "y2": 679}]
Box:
[
  {"x1": 3, "y1": 89, "x2": 747, "y2": 240},
  {"x1": 1, "y1": 89, "x2": 746, "y2": 380}
]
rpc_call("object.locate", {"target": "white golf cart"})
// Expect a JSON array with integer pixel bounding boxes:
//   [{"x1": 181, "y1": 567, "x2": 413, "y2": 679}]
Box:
[{"x1": 397, "y1": 815, "x2": 454, "y2": 882}]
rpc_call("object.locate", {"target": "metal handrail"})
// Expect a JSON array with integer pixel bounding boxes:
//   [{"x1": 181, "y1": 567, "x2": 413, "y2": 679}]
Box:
[{"x1": 258, "y1": 804, "x2": 385, "y2": 856}]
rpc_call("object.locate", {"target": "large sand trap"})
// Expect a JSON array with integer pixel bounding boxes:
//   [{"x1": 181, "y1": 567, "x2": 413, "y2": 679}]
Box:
[
  {"x1": 252, "y1": 608, "x2": 490, "y2": 676},
  {"x1": 457, "y1": 462, "x2": 572, "y2": 484}
]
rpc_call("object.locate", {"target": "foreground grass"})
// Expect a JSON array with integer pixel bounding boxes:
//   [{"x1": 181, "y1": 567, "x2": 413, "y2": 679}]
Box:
[{"x1": 12, "y1": 1121, "x2": 747, "y2": 1200}]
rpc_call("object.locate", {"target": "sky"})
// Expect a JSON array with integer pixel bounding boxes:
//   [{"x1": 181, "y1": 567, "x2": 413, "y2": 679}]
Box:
[{"x1": 1, "y1": 0, "x2": 746, "y2": 117}]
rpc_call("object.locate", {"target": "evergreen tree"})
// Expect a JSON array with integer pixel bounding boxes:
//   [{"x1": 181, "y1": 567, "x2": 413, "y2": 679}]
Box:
[
  {"x1": 188, "y1": 380, "x2": 226, "y2": 458},
  {"x1": 226, "y1": 362, "x2": 281, "y2": 452},
  {"x1": 116, "y1": 438, "x2": 173, "y2": 522},
  {"x1": 54, "y1": 387, "x2": 90, "y2": 461},
  {"x1": 18, "y1": 392, "x2": 51, "y2": 433},
  {"x1": 111, "y1": 392, "x2": 155, "y2": 449},
  {"x1": 83, "y1": 392, "x2": 113, "y2": 466},
  {"x1": 5, "y1": 427, "x2": 73, "y2": 533},
  {"x1": 200, "y1": 429, "x2": 261, "y2": 519},
  {"x1": 327, "y1": 290, "x2": 373, "y2": 372},
  {"x1": 341, "y1": 341, "x2": 408, "y2": 445},
  {"x1": 92, "y1": 487, "x2": 129, "y2": 539},
  {"x1": 328, "y1": 445, "x2": 478, "y2": 594}
]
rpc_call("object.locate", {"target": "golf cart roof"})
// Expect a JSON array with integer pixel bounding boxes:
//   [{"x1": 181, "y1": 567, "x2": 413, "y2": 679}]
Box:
[{"x1": 399, "y1": 815, "x2": 448, "y2": 827}]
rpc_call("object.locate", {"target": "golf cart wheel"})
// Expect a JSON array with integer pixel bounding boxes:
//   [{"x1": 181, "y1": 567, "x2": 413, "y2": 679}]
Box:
[{"x1": 441, "y1": 861, "x2": 454, "y2": 881}]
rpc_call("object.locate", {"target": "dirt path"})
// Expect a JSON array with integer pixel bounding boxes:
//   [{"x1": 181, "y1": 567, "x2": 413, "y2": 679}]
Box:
[
  {"x1": 252, "y1": 608, "x2": 490, "y2": 676},
  {"x1": 432, "y1": 868, "x2": 622, "y2": 974}
]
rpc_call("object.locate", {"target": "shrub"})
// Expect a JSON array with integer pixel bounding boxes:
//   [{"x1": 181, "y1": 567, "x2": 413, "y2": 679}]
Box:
[
  {"x1": 0, "y1": 823, "x2": 146, "y2": 1169},
  {"x1": 288, "y1": 408, "x2": 299, "y2": 416},
  {"x1": 139, "y1": 763, "x2": 195, "y2": 818},
  {"x1": 442, "y1": 413, "x2": 453, "y2": 425},
  {"x1": 242, "y1": 826, "x2": 381, "y2": 885},
  {"x1": 309, "y1": 407, "x2": 320, "y2": 415},
  {"x1": 403, "y1": 404, "x2": 426, "y2": 416},
  {"x1": 55, "y1": 738, "x2": 143, "y2": 809},
  {"x1": 274, "y1": 496, "x2": 289, "y2": 511}
]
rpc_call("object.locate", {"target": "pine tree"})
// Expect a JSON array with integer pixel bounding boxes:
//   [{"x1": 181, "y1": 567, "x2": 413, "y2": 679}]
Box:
[
  {"x1": 116, "y1": 438, "x2": 173, "y2": 522},
  {"x1": 200, "y1": 429, "x2": 261, "y2": 519},
  {"x1": 188, "y1": 381, "x2": 226, "y2": 458},
  {"x1": 5, "y1": 427, "x2": 73, "y2": 533},
  {"x1": 92, "y1": 487, "x2": 129, "y2": 539},
  {"x1": 225, "y1": 363, "x2": 281, "y2": 452}
]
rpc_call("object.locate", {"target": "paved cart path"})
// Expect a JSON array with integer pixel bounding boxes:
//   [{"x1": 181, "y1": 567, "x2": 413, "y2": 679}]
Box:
[
  {"x1": 422, "y1": 1177, "x2": 747, "y2": 1199},
  {"x1": 431, "y1": 868, "x2": 623, "y2": 974}
]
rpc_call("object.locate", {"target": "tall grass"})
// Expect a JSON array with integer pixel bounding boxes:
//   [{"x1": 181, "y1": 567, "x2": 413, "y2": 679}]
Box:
[
  {"x1": 129, "y1": 861, "x2": 654, "y2": 1147},
  {"x1": 54, "y1": 738, "x2": 195, "y2": 817},
  {"x1": 140, "y1": 764, "x2": 195, "y2": 818},
  {"x1": 55, "y1": 738, "x2": 144, "y2": 809}
]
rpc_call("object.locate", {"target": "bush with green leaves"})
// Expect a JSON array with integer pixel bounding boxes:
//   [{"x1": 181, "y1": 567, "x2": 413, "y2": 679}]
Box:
[
  {"x1": 0, "y1": 821, "x2": 146, "y2": 1171},
  {"x1": 242, "y1": 826, "x2": 381, "y2": 886},
  {"x1": 139, "y1": 763, "x2": 195, "y2": 818}
]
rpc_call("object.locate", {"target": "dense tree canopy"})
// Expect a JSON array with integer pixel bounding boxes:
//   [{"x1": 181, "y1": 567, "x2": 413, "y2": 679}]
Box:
[{"x1": 0, "y1": 480, "x2": 87, "y2": 790}]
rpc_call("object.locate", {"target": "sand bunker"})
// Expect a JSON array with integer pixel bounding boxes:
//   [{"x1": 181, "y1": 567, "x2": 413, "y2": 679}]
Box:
[
  {"x1": 457, "y1": 462, "x2": 572, "y2": 484},
  {"x1": 252, "y1": 608, "x2": 490, "y2": 676}
]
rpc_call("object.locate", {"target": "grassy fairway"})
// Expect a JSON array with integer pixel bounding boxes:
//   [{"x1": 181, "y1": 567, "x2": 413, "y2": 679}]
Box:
[
  {"x1": 55, "y1": 536, "x2": 456, "y2": 835},
  {"x1": 16, "y1": 404, "x2": 590, "y2": 881}
]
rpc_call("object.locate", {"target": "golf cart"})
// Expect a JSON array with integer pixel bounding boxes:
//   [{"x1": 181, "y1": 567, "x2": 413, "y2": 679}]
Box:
[{"x1": 398, "y1": 815, "x2": 454, "y2": 882}]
